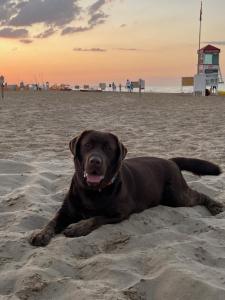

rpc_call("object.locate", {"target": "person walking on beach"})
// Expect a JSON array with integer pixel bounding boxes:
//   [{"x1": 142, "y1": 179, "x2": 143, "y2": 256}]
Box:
[
  {"x1": 130, "y1": 82, "x2": 133, "y2": 92},
  {"x1": 126, "y1": 79, "x2": 131, "y2": 92},
  {"x1": 112, "y1": 82, "x2": 116, "y2": 92}
]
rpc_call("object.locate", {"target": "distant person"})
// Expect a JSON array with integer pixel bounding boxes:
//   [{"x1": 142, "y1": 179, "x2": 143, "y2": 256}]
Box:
[
  {"x1": 130, "y1": 82, "x2": 133, "y2": 92},
  {"x1": 119, "y1": 83, "x2": 122, "y2": 92},
  {"x1": 139, "y1": 80, "x2": 142, "y2": 94},
  {"x1": 1, "y1": 82, "x2": 4, "y2": 99},
  {"x1": 0, "y1": 75, "x2": 4, "y2": 99},
  {"x1": 126, "y1": 79, "x2": 131, "y2": 92},
  {"x1": 20, "y1": 81, "x2": 25, "y2": 91},
  {"x1": 209, "y1": 85, "x2": 217, "y2": 94},
  {"x1": 112, "y1": 82, "x2": 116, "y2": 92}
]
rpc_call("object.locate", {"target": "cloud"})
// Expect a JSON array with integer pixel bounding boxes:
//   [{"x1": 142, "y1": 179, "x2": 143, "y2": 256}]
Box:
[
  {"x1": 0, "y1": 0, "x2": 116, "y2": 40},
  {"x1": 9, "y1": 0, "x2": 80, "y2": 27},
  {"x1": 61, "y1": 26, "x2": 90, "y2": 35},
  {"x1": 0, "y1": 1, "x2": 18, "y2": 25},
  {"x1": 87, "y1": 0, "x2": 110, "y2": 28},
  {"x1": 20, "y1": 38, "x2": 33, "y2": 44},
  {"x1": 0, "y1": 27, "x2": 28, "y2": 38},
  {"x1": 61, "y1": 11, "x2": 108, "y2": 35},
  {"x1": 88, "y1": 0, "x2": 106, "y2": 15},
  {"x1": 73, "y1": 47, "x2": 107, "y2": 52},
  {"x1": 204, "y1": 41, "x2": 225, "y2": 46},
  {"x1": 115, "y1": 48, "x2": 142, "y2": 51},
  {"x1": 35, "y1": 27, "x2": 56, "y2": 38},
  {"x1": 88, "y1": 11, "x2": 108, "y2": 26}
]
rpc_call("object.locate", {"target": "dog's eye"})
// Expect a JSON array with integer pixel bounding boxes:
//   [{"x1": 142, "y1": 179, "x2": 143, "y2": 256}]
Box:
[
  {"x1": 103, "y1": 144, "x2": 112, "y2": 152},
  {"x1": 84, "y1": 143, "x2": 92, "y2": 149}
]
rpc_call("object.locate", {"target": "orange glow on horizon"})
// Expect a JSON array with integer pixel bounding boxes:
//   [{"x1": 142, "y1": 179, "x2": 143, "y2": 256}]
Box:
[
  {"x1": 1, "y1": 38, "x2": 199, "y2": 86},
  {"x1": 1, "y1": 0, "x2": 225, "y2": 86}
]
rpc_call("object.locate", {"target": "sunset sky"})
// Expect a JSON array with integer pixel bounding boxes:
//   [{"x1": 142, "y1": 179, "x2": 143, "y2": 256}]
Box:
[{"x1": 1, "y1": 0, "x2": 225, "y2": 86}]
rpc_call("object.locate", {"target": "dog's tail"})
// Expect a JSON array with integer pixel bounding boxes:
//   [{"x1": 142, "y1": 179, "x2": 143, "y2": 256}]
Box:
[{"x1": 170, "y1": 157, "x2": 221, "y2": 176}]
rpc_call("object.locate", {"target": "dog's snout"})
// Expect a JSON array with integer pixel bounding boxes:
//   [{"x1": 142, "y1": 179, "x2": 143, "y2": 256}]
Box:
[{"x1": 89, "y1": 155, "x2": 102, "y2": 166}]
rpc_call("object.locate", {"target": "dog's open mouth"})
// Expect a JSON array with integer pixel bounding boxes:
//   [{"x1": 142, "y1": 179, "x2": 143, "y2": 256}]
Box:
[{"x1": 84, "y1": 172, "x2": 104, "y2": 185}]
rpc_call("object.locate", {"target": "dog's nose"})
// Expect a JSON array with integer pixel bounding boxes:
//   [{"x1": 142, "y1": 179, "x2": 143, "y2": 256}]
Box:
[{"x1": 89, "y1": 155, "x2": 102, "y2": 166}]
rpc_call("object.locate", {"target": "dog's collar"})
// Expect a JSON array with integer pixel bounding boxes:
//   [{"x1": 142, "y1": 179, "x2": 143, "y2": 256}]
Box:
[
  {"x1": 98, "y1": 173, "x2": 118, "y2": 192},
  {"x1": 106, "y1": 174, "x2": 117, "y2": 186}
]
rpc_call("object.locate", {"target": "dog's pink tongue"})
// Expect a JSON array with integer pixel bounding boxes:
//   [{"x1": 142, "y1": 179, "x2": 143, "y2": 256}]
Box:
[{"x1": 87, "y1": 174, "x2": 103, "y2": 183}]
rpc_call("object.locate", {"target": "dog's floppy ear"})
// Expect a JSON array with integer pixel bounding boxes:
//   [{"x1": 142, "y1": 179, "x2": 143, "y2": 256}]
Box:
[
  {"x1": 110, "y1": 133, "x2": 127, "y2": 161},
  {"x1": 69, "y1": 136, "x2": 79, "y2": 156},
  {"x1": 119, "y1": 141, "x2": 127, "y2": 161},
  {"x1": 69, "y1": 130, "x2": 92, "y2": 157}
]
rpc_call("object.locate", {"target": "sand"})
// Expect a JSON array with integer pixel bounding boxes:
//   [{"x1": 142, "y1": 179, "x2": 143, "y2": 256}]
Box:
[{"x1": 0, "y1": 91, "x2": 225, "y2": 299}]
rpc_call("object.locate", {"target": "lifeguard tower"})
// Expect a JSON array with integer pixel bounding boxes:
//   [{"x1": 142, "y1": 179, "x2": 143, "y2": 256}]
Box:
[
  {"x1": 199, "y1": 44, "x2": 223, "y2": 88},
  {"x1": 194, "y1": 45, "x2": 223, "y2": 95},
  {"x1": 194, "y1": 1, "x2": 224, "y2": 95}
]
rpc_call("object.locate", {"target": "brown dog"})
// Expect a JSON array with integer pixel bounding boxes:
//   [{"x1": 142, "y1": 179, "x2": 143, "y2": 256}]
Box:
[{"x1": 29, "y1": 130, "x2": 223, "y2": 246}]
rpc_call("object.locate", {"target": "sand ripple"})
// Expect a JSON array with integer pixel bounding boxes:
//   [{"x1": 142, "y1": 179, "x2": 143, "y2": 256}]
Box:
[{"x1": 0, "y1": 92, "x2": 225, "y2": 299}]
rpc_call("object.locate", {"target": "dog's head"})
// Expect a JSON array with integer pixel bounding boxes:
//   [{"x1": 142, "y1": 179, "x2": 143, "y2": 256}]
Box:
[{"x1": 69, "y1": 130, "x2": 127, "y2": 189}]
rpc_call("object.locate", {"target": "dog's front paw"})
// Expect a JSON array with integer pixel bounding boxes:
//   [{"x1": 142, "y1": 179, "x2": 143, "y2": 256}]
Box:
[
  {"x1": 29, "y1": 229, "x2": 53, "y2": 247},
  {"x1": 64, "y1": 219, "x2": 95, "y2": 237}
]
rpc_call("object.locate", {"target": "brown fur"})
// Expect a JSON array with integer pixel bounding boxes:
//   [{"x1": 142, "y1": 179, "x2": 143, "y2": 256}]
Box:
[{"x1": 29, "y1": 130, "x2": 223, "y2": 247}]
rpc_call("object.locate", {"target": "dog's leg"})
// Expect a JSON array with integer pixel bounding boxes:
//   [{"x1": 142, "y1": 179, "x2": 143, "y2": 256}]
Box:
[
  {"x1": 170, "y1": 186, "x2": 224, "y2": 215},
  {"x1": 183, "y1": 188, "x2": 224, "y2": 215},
  {"x1": 164, "y1": 170, "x2": 224, "y2": 215},
  {"x1": 29, "y1": 209, "x2": 72, "y2": 247},
  {"x1": 63, "y1": 215, "x2": 125, "y2": 237}
]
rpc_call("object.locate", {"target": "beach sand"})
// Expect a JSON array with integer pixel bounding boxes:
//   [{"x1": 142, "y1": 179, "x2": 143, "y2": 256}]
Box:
[{"x1": 0, "y1": 91, "x2": 225, "y2": 299}]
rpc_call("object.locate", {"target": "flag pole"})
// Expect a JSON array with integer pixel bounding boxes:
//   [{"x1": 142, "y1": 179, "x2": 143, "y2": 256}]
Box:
[{"x1": 198, "y1": 1, "x2": 203, "y2": 73}]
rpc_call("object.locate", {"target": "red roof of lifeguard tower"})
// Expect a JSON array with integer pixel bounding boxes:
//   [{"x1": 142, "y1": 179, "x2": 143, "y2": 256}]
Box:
[{"x1": 199, "y1": 44, "x2": 220, "y2": 53}]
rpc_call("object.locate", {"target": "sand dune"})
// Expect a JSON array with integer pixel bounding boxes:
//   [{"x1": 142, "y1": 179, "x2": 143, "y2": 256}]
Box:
[{"x1": 0, "y1": 91, "x2": 225, "y2": 299}]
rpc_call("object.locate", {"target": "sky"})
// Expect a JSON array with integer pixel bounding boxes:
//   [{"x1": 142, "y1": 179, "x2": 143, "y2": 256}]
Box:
[{"x1": 1, "y1": 0, "x2": 225, "y2": 86}]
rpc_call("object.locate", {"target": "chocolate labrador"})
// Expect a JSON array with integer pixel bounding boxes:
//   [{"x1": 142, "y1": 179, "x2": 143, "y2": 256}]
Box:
[{"x1": 29, "y1": 130, "x2": 223, "y2": 246}]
